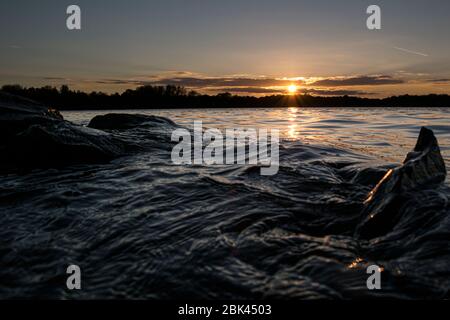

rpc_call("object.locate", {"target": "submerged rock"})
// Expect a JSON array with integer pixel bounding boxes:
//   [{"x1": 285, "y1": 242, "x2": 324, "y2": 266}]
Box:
[
  {"x1": 88, "y1": 113, "x2": 176, "y2": 130},
  {"x1": 0, "y1": 92, "x2": 129, "y2": 169},
  {"x1": 355, "y1": 127, "x2": 447, "y2": 239}
]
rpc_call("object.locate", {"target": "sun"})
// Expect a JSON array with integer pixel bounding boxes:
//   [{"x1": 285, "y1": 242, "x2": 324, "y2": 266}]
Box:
[{"x1": 287, "y1": 84, "x2": 298, "y2": 94}]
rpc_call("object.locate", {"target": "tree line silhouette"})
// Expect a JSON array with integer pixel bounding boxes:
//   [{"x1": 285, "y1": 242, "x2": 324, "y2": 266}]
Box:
[{"x1": 2, "y1": 84, "x2": 450, "y2": 110}]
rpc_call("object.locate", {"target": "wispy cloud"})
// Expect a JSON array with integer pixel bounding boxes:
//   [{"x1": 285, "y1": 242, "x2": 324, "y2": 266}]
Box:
[
  {"x1": 206, "y1": 87, "x2": 371, "y2": 96},
  {"x1": 309, "y1": 75, "x2": 404, "y2": 87},
  {"x1": 205, "y1": 87, "x2": 285, "y2": 94},
  {"x1": 302, "y1": 88, "x2": 373, "y2": 96},
  {"x1": 426, "y1": 78, "x2": 450, "y2": 84},
  {"x1": 393, "y1": 47, "x2": 429, "y2": 57},
  {"x1": 142, "y1": 77, "x2": 302, "y2": 88}
]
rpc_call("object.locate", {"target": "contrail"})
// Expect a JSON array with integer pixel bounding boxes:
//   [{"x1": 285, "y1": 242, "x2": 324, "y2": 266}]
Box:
[{"x1": 394, "y1": 46, "x2": 429, "y2": 57}]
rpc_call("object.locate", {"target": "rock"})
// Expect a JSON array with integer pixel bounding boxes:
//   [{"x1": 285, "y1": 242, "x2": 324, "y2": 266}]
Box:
[
  {"x1": 88, "y1": 113, "x2": 176, "y2": 130},
  {"x1": 6, "y1": 122, "x2": 129, "y2": 168},
  {"x1": 0, "y1": 91, "x2": 62, "y2": 119},
  {"x1": 0, "y1": 92, "x2": 63, "y2": 143},
  {"x1": 355, "y1": 127, "x2": 447, "y2": 239},
  {"x1": 0, "y1": 92, "x2": 129, "y2": 169}
]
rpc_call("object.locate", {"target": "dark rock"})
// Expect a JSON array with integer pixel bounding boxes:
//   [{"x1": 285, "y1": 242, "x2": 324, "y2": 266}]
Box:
[
  {"x1": 0, "y1": 92, "x2": 63, "y2": 143},
  {"x1": 6, "y1": 123, "x2": 129, "y2": 168},
  {"x1": 0, "y1": 92, "x2": 129, "y2": 169},
  {"x1": 355, "y1": 127, "x2": 447, "y2": 239},
  {"x1": 88, "y1": 113, "x2": 176, "y2": 130},
  {"x1": 0, "y1": 91, "x2": 62, "y2": 119}
]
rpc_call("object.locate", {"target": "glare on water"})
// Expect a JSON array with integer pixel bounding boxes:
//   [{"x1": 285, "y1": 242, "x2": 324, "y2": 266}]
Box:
[{"x1": 64, "y1": 107, "x2": 450, "y2": 167}]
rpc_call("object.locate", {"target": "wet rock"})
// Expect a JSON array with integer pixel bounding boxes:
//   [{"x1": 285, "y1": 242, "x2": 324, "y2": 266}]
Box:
[
  {"x1": 0, "y1": 91, "x2": 62, "y2": 119},
  {"x1": 88, "y1": 113, "x2": 176, "y2": 130},
  {"x1": 6, "y1": 122, "x2": 129, "y2": 168},
  {"x1": 0, "y1": 92, "x2": 63, "y2": 142},
  {"x1": 355, "y1": 127, "x2": 447, "y2": 239},
  {"x1": 0, "y1": 92, "x2": 128, "y2": 169}
]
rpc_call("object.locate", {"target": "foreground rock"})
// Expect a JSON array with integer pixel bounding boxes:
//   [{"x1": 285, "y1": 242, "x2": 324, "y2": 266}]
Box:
[
  {"x1": 0, "y1": 92, "x2": 129, "y2": 169},
  {"x1": 0, "y1": 92, "x2": 63, "y2": 138},
  {"x1": 355, "y1": 127, "x2": 447, "y2": 239}
]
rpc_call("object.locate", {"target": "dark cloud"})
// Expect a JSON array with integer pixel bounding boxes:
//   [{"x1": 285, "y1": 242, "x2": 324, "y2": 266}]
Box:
[
  {"x1": 310, "y1": 75, "x2": 404, "y2": 86},
  {"x1": 207, "y1": 87, "x2": 285, "y2": 94},
  {"x1": 302, "y1": 88, "x2": 372, "y2": 96},
  {"x1": 85, "y1": 76, "x2": 304, "y2": 91},
  {"x1": 38, "y1": 74, "x2": 383, "y2": 96},
  {"x1": 209, "y1": 87, "x2": 370, "y2": 96},
  {"x1": 145, "y1": 77, "x2": 301, "y2": 87},
  {"x1": 42, "y1": 77, "x2": 68, "y2": 81},
  {"x1": 426, "y1": 79, "x2": 450, "y2": 83},
  {"x1": 93, "y1": 79, "x2": 144, "y2": 85},
  {"x1": 41, "y1": 77, "x2": 138, "y2": 84}
]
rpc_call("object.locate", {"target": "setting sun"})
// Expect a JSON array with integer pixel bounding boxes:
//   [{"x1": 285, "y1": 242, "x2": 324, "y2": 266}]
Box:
[{"x1": 287, "y1": 84, "x2": 298, "y2": 94}]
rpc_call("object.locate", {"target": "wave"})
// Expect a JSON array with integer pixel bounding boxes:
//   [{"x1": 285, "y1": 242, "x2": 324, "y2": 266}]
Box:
[{"x1": 0, "y1": 101, "x2": 449, "y2": 299}]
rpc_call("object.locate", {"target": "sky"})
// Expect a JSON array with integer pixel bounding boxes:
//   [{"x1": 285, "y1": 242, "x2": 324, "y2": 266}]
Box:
[{"x1": 1, "y1": 0, "x2": 450, "y2": 97}]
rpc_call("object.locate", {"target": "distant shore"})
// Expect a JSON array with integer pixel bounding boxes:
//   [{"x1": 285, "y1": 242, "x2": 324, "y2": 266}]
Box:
[{"x1": 2, "y1": 84, "x2": 450, "y2": 110}]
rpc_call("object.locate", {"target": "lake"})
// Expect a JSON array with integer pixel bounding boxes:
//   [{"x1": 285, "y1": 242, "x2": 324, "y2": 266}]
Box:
[
  {"x1": 64, "y1": 107, "x2": 450, "y2": 170},
  {"x1": 1, "y1": 107, "x2": 449, "y2": 299}
]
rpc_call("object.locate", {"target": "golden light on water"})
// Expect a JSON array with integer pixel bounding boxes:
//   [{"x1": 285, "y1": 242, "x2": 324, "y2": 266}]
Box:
[
  {"x1": 347, "y1": 257, "x2": 385, "y2": 272},
  {"x1": 348, "y1": 257, "x2": 363, "y2": 269},
  {"x1": 364, "y1": 169, "x2": 394, "y2": 204},
  {"x1": 287, "y1": 107, "x2": 299, "y2": 139}
]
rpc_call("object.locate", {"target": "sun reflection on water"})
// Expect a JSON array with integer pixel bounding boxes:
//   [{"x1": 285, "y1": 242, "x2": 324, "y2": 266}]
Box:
[{"x1": 287, "y1": 107, "x2": 299, "y2": 139}]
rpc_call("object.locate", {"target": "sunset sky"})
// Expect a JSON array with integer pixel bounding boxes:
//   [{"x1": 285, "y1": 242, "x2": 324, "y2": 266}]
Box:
[{"x1": 1, "y1": 0, "x2": 450, "y2": 97}]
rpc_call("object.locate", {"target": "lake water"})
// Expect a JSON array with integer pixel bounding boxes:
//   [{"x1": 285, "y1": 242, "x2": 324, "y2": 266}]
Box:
[
  {"x1": 64, "y1": 107, "x2": 450, "y2": 169},
  {"x1": 1, "y1": 107, "x2": 449, "y2": 299}
]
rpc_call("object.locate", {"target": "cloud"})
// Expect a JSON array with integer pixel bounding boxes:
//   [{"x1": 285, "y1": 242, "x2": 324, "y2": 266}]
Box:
[
  {"x1": 144, "y1": 77, "x2": 302, "y2": 88},
  {"x1": 44, "y1": 73, "x2": 400, "y2": 91},
  {"x1": 92, "y1": 79, "x2": 144, "y2": 85},
  {"x1": 208, "y1": 87, "x2": 371, "y2": 96},
  {"x1": 37, "y1": 73, "x2": 397, "y2": 96},
  {"x1": 301, "y1": 88, "x2": 372, "y2": 96},
  {"x1": 206, "y1": 87, "x2": 285, "y2": 94},
  {"x1": 393, "y1": 47, "x2": 429, "y2": 57},
  {"x1": 426, "y1": 79, "x2": 450, "y2": 84},
  {"x1": 42, "y1": 77, "x2": 72, "y2": 81},
  {"x1": 309, "y1": 75, "x2": 404, "y2": 87},
  {"x1": 82, "y1": 75, "x2": 306, "y2": 94}
]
